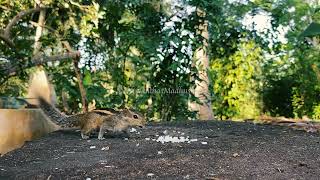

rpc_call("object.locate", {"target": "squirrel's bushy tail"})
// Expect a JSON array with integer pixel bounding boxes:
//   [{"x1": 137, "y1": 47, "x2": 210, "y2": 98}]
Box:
[
  {"x1": 38, "y1": 96, "x2": 66, "y2": 124},
  {"x1": 27, "y1": 69, "x2": 66, "y2": 125}
]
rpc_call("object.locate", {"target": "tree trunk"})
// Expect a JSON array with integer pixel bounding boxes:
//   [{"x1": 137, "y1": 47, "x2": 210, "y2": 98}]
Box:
[
  {"x1": 62, "y1": 41, "x2": 88, "y2": 113},
  {"x1": 29, "y1": 1, "x2": 57, "y2": 105},
  {"x1": 33, "y1": 2, "x2": 46, "y2": 56},
  {"x1": 188, "y1": 8, "x2": 214, "y2": 120},
  {"x1": 73, "y1": 58, "x2": 88, "y2": 112}
]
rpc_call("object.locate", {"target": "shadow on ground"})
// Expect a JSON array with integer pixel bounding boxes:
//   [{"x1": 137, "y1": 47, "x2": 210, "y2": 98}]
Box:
[{"x1": 1, "y1": 121, "x2": 320, "y2": 179}]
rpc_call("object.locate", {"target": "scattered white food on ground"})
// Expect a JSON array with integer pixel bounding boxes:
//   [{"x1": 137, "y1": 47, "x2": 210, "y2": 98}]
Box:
[
  {"x1": 86, "y1": 178, "x2": 91, "y2": 180},
  {"x1": 136, "y1": 143, "x2": 140, "y2": 147},
  {"x1": 99, "y1": 160, "x2": 108, "y2": 164},
  {"x1": 157, "y1": 151, "x2": 163, "y2": 155},
  {"x1": 147, "y1": 173, "x2": 155, "y2": 177},
  {"x1": 89, "y1": 146, "x2": 96, "y2": 149},
  {"x1": 129, "y1": 128, "x2": 137, "y2": 133},
  {"x1": 156, "y1": 135, "x2": 190, "y2": 143},
  {"x1": 153, "y1": 131, "x2": 208, "y2": 144},
  {"x1": 101, "y1": 146, "x2": 109, "y2": 151},
  {"x1": 145, "y1": 138, "x2": 151, "y2": 141},
  {"x1": 232, "y1": 153, "x2": 240, "y2": 157},
  {"x1": 124, "y1": 138, "x2": 129, "y2": 141},
  {"x1": 105, "y1": 165, "x2": 115, "y2": 168}
]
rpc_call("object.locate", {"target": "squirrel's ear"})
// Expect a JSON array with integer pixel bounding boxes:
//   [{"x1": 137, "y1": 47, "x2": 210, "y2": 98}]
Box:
[{"x1": 122, "y1": 108, "x2": 130, "y2": 114}]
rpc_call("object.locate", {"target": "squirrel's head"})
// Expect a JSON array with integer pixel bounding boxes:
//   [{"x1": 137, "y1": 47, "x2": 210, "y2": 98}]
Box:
[{"x1": 121, "y1": 108, "x2": 146, "y2": 128}]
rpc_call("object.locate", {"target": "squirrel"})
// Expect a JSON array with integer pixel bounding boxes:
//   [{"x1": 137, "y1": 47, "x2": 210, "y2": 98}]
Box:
[{"x1": 37, "y1": 97, "x2": 146, "y2": 140}]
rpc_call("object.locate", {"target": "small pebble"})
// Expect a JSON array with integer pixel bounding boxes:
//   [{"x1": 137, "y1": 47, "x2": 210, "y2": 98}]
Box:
[
  {"x1": 201, "y1": 142, "x2": 208, "y2": 145},
  {"x1": 90, "y1": 146, "x2": 96, "y2": 149},
  {"x1": 101, "y1": 147, "x2": 109, "y2": 151}
]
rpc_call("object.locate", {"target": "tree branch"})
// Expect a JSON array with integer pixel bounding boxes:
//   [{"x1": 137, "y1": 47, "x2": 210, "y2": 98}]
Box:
[
  {"x1": 4, "y1": 7, "x2": 46, "y2": 37},
  {"x1": 0, "y1": 7, "x2": 47, "y2": 48},
  {"x1": 0, "y1": 33, "x2": 15, "y2": 48},
  {"x1": 62, "y1": 41, "x2": 88, "y2": 113},
  {"x1": 33, "y1": 7, "x2": 46, "y2": 55},
  {"x1": 1, "y1": 52, "x2": 80, "y2": 75}
]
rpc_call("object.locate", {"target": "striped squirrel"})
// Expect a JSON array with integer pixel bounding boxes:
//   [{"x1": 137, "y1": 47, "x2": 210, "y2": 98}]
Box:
[{"x1": 37, "y1": 97, "x2": 146, "y2": 140}]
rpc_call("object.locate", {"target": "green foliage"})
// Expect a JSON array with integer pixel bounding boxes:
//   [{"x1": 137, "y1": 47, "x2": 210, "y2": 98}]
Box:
[
  {"x1": 312, "y1": 104, "x2": 320, "y2": 121},
  {"x1": 290, "y1": 47, "x2": 320, "y2": 118},
  {"x1": 0, "y1": 76, "x2": 27, "y2": 97},
  {"x1": 1, "y1": 0, "x2": 320, "y2": 122},
  {"x1": 300, "y1": 22, "x2": 320, "y2": 37},
  {"x1": 291, "y1": 87, "x2": 306, "y2": 118},
  {"x1": 211, "y1": 41, "x2": 262, "y2": 120},
  {"x1": 262, "y1": 77, "x2": 295, "y2": 117},
  {"x1": 45, "y1": 61, "x2": 81, "y2": 112}
]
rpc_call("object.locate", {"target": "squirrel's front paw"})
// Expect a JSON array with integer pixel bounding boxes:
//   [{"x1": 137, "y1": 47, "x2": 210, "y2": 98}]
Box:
[
  {"x1": 98, "y1": 136, "x2": 105, "y2": 140},
  {"x1": 81, "y1": 133, "x2": 90, "y2": 139}
]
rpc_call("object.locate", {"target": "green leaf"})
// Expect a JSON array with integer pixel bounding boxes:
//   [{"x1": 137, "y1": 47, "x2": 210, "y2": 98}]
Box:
[
  {"x1": 83, "y1": 69, "x2": 93, "y2": 86},
  {"x1": 300, "y1": 22, "x2": 320, "y2": 38}
]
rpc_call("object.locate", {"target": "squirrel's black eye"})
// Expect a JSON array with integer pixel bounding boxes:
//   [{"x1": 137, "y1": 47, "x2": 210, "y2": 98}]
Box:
[{"x1": 133, "y1": 114, "x2": 138, "y2": 119}]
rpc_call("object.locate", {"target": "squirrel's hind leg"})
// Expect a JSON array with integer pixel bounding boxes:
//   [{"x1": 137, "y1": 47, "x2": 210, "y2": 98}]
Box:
[{"x1": 81, "y1": 127, "x2": 93, "y2": 139}]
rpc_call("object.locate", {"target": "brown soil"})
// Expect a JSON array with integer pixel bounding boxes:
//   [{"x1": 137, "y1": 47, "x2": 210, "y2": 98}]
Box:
[{"x1": 0, "y1": 121, "x2": 320, "y2": 179}]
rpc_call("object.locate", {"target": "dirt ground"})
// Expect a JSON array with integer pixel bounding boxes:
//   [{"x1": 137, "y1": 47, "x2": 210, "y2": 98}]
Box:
[{"x1": 0, "y1": 120, "x2": 320, "y2": 179}]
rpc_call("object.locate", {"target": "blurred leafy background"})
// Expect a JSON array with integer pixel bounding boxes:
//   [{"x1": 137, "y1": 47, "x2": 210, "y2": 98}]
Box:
[{"x1": 1, "y1": 0, "x2": 320, "y2": 122}]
